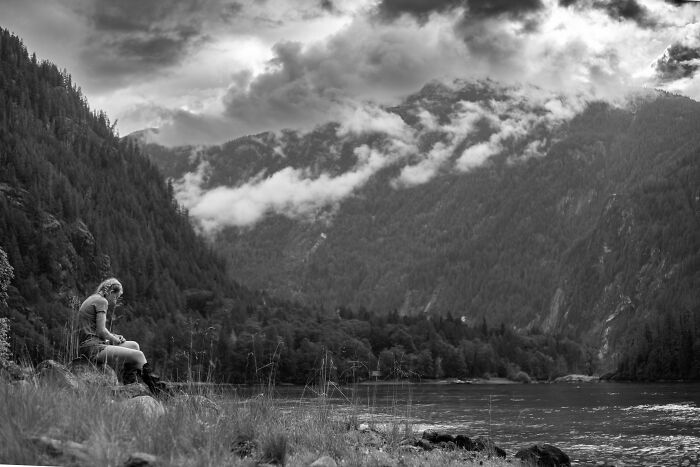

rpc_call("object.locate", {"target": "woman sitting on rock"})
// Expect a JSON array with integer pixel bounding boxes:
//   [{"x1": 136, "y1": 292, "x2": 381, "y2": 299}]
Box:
[{"x1": 77, "y1": 277, "x2": 166, "y2": 395}]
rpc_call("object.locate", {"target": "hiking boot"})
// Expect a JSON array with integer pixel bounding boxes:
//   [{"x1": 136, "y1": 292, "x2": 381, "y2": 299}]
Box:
[{"x1": 141, "y1": 363, "x2": 172, "y2": 397}]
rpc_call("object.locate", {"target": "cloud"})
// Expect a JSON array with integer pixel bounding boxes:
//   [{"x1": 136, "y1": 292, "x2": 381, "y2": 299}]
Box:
[
  {"x1": 152, "y1": 13, "x2": 472, "y2": 143},
  {"x1": 376, "y1": 0, "x2": 545, "y2": 22},
  {"x1": 174, "y1": 101, "x2": 418, "y2": 231},
  {"x1": 559, "y1": 0, "x2": 657, "y2": 28},
  {"x1": 654, "y1": 41, "x2": 700, "y2": 82},
  {"x1": 392, "y1": 100, "x2": 485, "y2": 187},
  {"x1": 176, "y1": 143, "x2": 409, "y2": 232},
  {"x1": 3, "y1": 0, "x2": 699, "y2": 145},
  {"x1": 75, "y1": 0, "x2": 219, "y2": 90},
  {"x1": 376, "y1": 0, "x2": 464, "y2": 22}
]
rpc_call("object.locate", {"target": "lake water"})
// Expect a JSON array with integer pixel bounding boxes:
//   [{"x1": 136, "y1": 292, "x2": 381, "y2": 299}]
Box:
[{"x1": 268, "y1": 382, "x2": 700, "y2": 466}]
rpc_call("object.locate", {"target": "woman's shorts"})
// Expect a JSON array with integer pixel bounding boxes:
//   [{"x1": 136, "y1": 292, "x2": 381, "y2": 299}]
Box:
[{"x1": 79, "y1": 337, "x2": 110, "y2": 361}]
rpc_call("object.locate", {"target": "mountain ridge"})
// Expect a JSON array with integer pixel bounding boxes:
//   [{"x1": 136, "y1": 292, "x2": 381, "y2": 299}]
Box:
[{"x1": 136, "y1": 83, "x2": 700, "y2": 376}]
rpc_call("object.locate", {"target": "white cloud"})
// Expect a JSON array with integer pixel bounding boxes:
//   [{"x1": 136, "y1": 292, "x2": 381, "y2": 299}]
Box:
[{"x1": 176, "y1": 133, "x2": 414, "y2": 232}]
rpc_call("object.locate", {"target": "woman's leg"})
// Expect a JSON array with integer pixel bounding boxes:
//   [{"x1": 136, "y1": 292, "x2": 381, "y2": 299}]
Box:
[
  {"x1": 118, "y1": 341, "x2": 140, "y2": 351},
  {"x1": 96, "y1": 345, "x2": 146, "y2": 370}
]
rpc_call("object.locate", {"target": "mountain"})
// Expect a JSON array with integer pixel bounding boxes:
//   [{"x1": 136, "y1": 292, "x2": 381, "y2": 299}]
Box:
[
  {"x1": 138, "y1": 82, "x2": 700, "y2": 378},
  {"x1": 1, "y1": 29, "x2": 606, "y2": 384}
]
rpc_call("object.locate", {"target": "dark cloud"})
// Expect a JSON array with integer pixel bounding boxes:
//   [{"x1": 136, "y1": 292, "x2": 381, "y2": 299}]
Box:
[
  {"x1": 599, "y1": 0, "x2": 656, "y2": 28},
  {"x1": 559, "y1": 0, "x2": 656, "y2": 28},
  {"x1": 465, "y1": 0, "x2": 544, "y2": 19},
  {"x1": 78, "y1": 0, "x2": 226, "y2": 88},
  {"x1": 664, "y1": 0, "x2": 700, "y2": 5},
  {"x1": 654, "y1": 42, "x2": 700, "y2": 82},
  {"x1": 377, "y1": 0, "x2": 463, "y2": 22},
  {"x1": 377, "y1": 0, "x2": 544, "y2": 22},
  {"x1": 222, "y1": 41, "x2": 342, "y2": 132}
]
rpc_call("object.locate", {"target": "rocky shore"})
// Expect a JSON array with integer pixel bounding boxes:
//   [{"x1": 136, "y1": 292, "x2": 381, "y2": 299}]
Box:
[{"x1": 1, "y1": 359, "x2": 576, "y2": 466}]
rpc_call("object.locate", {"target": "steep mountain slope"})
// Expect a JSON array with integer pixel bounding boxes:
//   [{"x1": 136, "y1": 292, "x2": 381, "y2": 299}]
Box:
[
  {"x1": 0, "y1": 28, "x2": 245, "y2": 369},
  {"x1": 139, "y1": 83, "x2": 700, "y2": 375}
]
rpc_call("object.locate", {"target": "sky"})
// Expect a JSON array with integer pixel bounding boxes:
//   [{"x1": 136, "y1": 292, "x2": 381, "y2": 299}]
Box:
[
  {"x1": 2, "y1": 0, "x2": 699, "y2": 147},
  {"x1": 2, "y1": 0, "x2": 700, "y2": 231}
]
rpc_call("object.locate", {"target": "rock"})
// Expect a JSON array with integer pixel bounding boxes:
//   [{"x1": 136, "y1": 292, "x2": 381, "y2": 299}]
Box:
[
  {"x1": 438, "y1": 440, "x2": 457, "y2": 450},
  {"x1": 68, "y1": 357, "x2": 119, "y2": 387},
  {"x1": 122, "y1": 395, "x2": 165, "y2": 417},
  {"x1": 0, "y1": 360, "x2": 32, "y2": 382},
  {"x1": 515, "y1": 444, "x2": 571, "y2": 466},
  {"x1": 112, "y1": 382, "x2": 151, "y2": 398},
  {"x1": 473, "y1": 436, "x2": 506, "y2": 458},
  {"x1": 36, "y1": 360, "x2": 82, "y2": 390},
  {"x1": 398, "y1": 445, "x2": 422, "y2": 454},
  {"x1": 70, "y1": 219, "x2": 96, "y2": 253},
  {"x1": 30, "y1": 436, "x2": 91, "y2": 463},
  {"x1": 553, "y1": 374, "x2": 599, "y2": 383},
  {"x1": 415, "y1": 439, "x2": 434, "y2": 451},
  {"x1": 310, "y1": 455, "x2": 338, "y2": 467},
  {"x1": 454, "y1": 434, "x2": 475, "y2": 450},
  {"x1": 123, "y1": 452, "x2": 159, "y2": 466},
  {"x1": 422, "y1": 430, "x2": 455, "y2": 443},
  {"x1": 231, "y1": 437, "x2": 257, "y2": 458},
  {"x1": 420, "y1": 431, "x2": 504, "y2": 455}
]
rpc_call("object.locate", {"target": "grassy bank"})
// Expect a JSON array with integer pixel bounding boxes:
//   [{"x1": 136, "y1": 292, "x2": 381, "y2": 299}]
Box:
[{"x1": 0, "y1": 380, "x2": 512, "y2": 466}]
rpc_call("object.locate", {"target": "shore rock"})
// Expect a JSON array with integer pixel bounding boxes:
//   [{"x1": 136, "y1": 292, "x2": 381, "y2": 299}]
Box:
[
  {"x1": 417, "y1": 431, "x2": 505, "y2": 457},
  {"x1": 123, "y1": 452, "x2": 159, "y2": 466},
  {"x1": 310, "y1": 455, "x2": 338, "y2": 467},
  {"x1": 473, "y1": 436, "x2": 507, "y2": 458},
  {"x1": 515, "y1": 444, "x2": 571, "y2": 466},
  {"x1": 113, "y1": 382, "x2": 151, "y2": 398},
  {"x1": 30, "y1": 436, "x2": 91, "y2": 464},
  {"x1": 553, "y1": 374, "x2": 600, "y2": 383},
  {"x1": 122, "y1": 395, "x2": 165, "y2": 417},
  {"x1": 69, "y1": 357, "x2": 119, "y2": 387},
  {"x1": 36, "y1": 360, "x2": 82, "y2": 390}
]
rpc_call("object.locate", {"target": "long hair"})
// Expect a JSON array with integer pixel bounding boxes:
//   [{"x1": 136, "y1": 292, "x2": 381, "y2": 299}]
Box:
[{"x1": 94, "y1": 278, "x2": 123, "y2": 297}]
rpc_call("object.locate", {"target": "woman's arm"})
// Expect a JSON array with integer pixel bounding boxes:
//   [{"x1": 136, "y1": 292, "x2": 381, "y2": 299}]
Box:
[{"x1": 95, "y1": 312, "x2": 124, "y2": 344}]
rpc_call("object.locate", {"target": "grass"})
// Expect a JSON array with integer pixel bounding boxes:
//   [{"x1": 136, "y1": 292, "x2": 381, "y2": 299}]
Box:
[{"x1": 0, "y1": 378, "x2": 513, "y2": 467}]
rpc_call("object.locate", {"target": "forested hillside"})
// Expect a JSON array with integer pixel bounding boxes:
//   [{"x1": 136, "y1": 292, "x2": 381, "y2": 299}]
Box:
[
  {"x1": 140, "y1": 84, "x2": 700, "y2": 380},
  {"x1": 0, "y1": 28, "x2": 245, "y2": 370},
  {"x1": 0, "y1": 29, "x2": 597, "y2": 383}
]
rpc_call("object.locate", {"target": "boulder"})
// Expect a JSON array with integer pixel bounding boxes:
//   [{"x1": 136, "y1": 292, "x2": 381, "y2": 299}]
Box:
[
  {"x1": 473, "y1": 436, "x2": 507, "y2": 458},
  {"x1": 419, "y1": 430, "x2": 503, "y2": 456},
  {"x1": 30, "y1": 436, "x2": 91, "y2": 464},
  {"x1": 310, "y1": 455, "x2": 338, "y2": 467},
  {"x1": 112, "y1": 382, "x2": 151, "y2": 399},
  {"x1": 36, "y1": 360, "x2": 82, "y2": 390},
  {"x1": 121, "y1": 395, "x2": 165, "y2": 417},
  {"x1": 553, "y1": 374, "x2": 599, "y2": 383},
  {"x1": 231, "y1": 437, "x2": 257, "y2": 458},
  {"x1": 454, "y1": 434, "x2": 475, "y2": 450},
  {"x1": 422, "y1": 430, "x2": 456, "y2": 444},
  {"x1": 123, "y1": 452, "x2": 159, "y2": 467},
  {"x1": 515, "y1": 444, "x2": 571, "y2": 466},
  {"x1": 68, "y1": 357, "x2": 119, "y2": 387},
  {"x1": 0, "y1": 360, "x2": 32, "y2": 382}
]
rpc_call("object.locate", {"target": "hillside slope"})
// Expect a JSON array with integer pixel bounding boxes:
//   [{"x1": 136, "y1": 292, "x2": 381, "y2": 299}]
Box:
[{"x1": 0, "y1": 28, "x2": 247, "y2": 371}]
